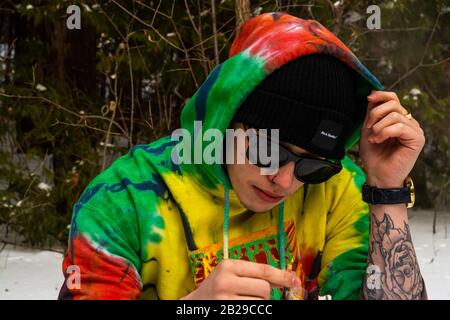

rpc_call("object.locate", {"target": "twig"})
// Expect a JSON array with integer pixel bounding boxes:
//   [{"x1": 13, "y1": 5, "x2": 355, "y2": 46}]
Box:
[
  {"x1": 347, "y1": 27, "x2": 431, "y2": 47},
  {"x1": 101, "y1": 58, "x2": 121, "y2": 170},
  {"x1": 125, "y1": 14, "x2": 136, "y2": 146},
  {"x1": 184, "y1": 0, "x2": 209, "y2": 76},
  {"x1": 422, "y1": 81, "x2": 439, "y2": 105},
  {"x1": 0, "y1": 93, "x2": 80, "y2": 117},
  {"x1": 0, "y1": 93, "x2": 131, "y2": 139},
  {"x1": 112, "y1": 0, "x2": 183, "y2": 52},
  {"x1": 421, "y1": 57, "x2": 450, "y2": 67},
  {"x1": 389, "y1": 13, "x2": 444, "y2": 90},
  {"x1": 5, "y1": 202, "x2": 54, "y2": 225},
  {"x1": 187, "y1": 17, "x2": 235, "y2": 53},
  {"x1": 133, "y1": 0, "x2": 200, "y2": 88},
  {"x1": 210, "y1": 0, "x2": 219, "y2": 65},
  {"x1": 51, "y1": 120, "x2": 122, "y2": 136}
]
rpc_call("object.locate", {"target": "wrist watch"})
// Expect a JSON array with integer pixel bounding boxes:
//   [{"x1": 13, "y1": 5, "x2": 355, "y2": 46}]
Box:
[{"x1": 362, "y1": 176, "x2": 415, "y2": 208}]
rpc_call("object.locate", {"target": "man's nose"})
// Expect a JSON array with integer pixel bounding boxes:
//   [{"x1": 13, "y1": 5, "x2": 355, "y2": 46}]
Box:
[{"x1": 268, "y1": 162, "x2": 295, "y2": 190}]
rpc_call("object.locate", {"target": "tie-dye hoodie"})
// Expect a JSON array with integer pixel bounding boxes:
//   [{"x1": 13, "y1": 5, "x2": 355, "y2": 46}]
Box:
[{"x1": 58, "y1": 12, "x2": 383, "y2": 300}]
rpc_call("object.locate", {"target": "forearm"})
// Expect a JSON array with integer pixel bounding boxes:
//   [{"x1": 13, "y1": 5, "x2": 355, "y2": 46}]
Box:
[{"x1": 361, "y1": 203, "x2": 426, "y2": 300}]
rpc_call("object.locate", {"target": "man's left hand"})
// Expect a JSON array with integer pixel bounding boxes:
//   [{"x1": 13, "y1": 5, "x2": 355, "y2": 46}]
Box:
[{"x1": 359, "y1": 90, "x2": 425, "y2": 188}]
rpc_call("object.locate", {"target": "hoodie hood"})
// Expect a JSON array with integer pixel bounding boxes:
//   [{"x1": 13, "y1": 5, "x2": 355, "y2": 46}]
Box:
[{"x1": 179, "y1": 12, "x2": 383, "y2": 191}]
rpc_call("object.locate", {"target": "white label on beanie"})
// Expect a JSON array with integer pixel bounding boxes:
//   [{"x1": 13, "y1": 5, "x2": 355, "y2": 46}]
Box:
[
  {"x1": 310, "y1": 119, "x2": 343, "y2": 152},
  {"x1": 320, "y1": 131, "x2": 337, "y2": 139}
]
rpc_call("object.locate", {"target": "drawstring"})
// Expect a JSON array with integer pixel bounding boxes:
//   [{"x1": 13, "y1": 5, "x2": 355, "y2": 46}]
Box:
[
  {"x1": 222, "y1": 187, "x2": 286, "y2": 270},
  {"x1": 223, "y1": 187, "x2": 230, "y2": 260},
  {"x1": 278, "y1": 201, "x2": 286, "y2": 270}
]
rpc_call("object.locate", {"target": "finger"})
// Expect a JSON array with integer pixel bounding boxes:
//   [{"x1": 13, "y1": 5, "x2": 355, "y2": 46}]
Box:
[
  {"x1": 370, "y1": 111, "x2": 415, "y2": 137},
  {"x1": 364, "y1": 90, "x2": 401, "y2": 127},
  {"x1": 367, "y1": 90, "x2": 400, "y2": 104},
  {"x1": 363, "y1": 90, "x2": 383, "y2": 125},
  {"x1": 231, "y1": 260, "x2": 301, "y2": 288},
  {"x1": 366, "y1": 99, "x2": 409, "y2": 129},
  {"x1": 236, "y1": 296, "x2": 265, "y2": 300},
  {"x1": 234, "y1": 277, "x2": 271, "y2": 300},
  {"x1": 215, "y1": 294, "x2": 263, "y2": 300},
  {"x1": 370, "y1": 122, "x2": 424, "y2": 149}
]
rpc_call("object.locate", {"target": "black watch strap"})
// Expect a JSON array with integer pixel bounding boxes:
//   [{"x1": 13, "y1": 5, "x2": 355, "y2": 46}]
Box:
[{"x1": 362, "y1": 183, "x2": 411, "y2": 205}]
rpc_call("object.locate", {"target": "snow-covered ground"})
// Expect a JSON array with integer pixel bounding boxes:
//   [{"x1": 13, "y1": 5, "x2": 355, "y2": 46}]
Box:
[
  {"x1": 0, "y1": 209, "x2": 449, "y2": 300},
  {"x1": 0, "y1": 244, "x2": 63, "y2": 299},
  {"x1": 408, "y1": 209, "x2": 450, "y2": 299}
]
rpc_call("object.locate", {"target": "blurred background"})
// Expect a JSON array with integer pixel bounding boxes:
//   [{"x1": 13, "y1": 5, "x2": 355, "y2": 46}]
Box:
[{"x1": 0, "y1": 0, "x2": 449, "y2": 299}]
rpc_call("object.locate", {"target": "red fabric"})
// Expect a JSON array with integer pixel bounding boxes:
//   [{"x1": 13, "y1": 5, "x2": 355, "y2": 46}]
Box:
[
  {"x1": 229, "y1": 13, "x2": 359, "y2": 73},
  {"x1": 59, "y1": 235, "x2": 141, "y2": 300}
]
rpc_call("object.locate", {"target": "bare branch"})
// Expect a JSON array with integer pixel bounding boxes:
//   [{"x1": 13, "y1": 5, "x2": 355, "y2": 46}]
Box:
[
  {"x1": 388, "y1": 13, "x2": 444, "y2": 90},
  {"x1": 0, "y1": 93, "x2": 130, "y2": 139},
  {"x1": 111, "y1": 0, "x2": 183, "y2": 52},
  {"x1": 211, "y1": 0, "x2": 219, "y2": 65}
]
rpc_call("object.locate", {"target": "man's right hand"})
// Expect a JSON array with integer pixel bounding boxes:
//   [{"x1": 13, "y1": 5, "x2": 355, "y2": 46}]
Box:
[{"x1": 181, "y1": 259, "x2": 302, "y2": 300}]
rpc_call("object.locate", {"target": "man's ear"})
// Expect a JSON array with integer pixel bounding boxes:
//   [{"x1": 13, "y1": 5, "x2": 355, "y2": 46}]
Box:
[{"x1": 230, "y1": 121, "x2": 244, "y2": 129}]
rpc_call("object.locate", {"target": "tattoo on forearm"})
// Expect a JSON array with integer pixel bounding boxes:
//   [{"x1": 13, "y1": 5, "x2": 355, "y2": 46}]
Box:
[{"x1": 362, "y1": 212, "x2": 425, "y2": 300}]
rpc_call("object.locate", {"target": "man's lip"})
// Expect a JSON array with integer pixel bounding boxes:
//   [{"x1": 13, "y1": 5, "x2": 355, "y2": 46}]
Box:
[{"x1": 253, "y1": 186, "x2": 284, "y2": 202}]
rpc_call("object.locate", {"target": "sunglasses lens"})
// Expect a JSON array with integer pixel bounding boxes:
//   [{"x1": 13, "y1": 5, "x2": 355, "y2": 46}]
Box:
[
  {"x1": 278, "y1": 146, "x2": 290, "y2": 166},
  {"x1": 295, "y1": 159, "x2": 336, "y2": 183},
  {"x1": 246, "y1": 130, "x2": 340, "y2": 183}
]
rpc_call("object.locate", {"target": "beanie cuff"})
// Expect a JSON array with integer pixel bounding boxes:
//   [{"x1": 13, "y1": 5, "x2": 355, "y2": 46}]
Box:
[{"x1": 233, "y1": 88, "x2": 354, "y2": 159}]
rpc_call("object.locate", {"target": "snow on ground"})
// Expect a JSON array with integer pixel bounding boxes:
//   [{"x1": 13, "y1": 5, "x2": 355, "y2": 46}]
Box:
[
  {"x1": 408, "y1": 209, "x2": 450, "y2": 299},
  {"x1": 0, "y1": 245, "x2": 63, "y2": 299},
  {"x1": 0, "y1": 209, "x2": 449, "y2": 300}
]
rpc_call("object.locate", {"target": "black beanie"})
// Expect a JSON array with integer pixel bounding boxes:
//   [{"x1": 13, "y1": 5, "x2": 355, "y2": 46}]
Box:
[{"x1": 232, "y1": 54, "x2": 359, "y2": 160}]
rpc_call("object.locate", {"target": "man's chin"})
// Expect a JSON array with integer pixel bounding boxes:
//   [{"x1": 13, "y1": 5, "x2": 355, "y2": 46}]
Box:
[{"x1": 242, "y1": 200, "x2": 278, "y2": 213}]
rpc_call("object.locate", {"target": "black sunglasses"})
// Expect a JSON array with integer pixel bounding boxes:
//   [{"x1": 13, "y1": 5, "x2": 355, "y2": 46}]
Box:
[{"x1": 246, "y1": 131, "x2": 342, "y2": 184}]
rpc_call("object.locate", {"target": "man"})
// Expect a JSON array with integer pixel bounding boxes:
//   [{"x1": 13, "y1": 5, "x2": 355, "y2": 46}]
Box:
[{"x1": 59, "y1": 12, "x2": 426, "y2": 300}]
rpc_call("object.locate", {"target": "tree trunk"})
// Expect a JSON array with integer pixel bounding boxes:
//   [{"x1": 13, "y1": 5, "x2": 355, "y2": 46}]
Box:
[
  {"x1": 53, "y1": 18, "x2": 67, "y2": 92},
  {"x1": 235, "y1": 0, "x2": 251, "y2": 32},
  {"x1": 66, "y1": 23, "x2": 97, "y2": 97}
]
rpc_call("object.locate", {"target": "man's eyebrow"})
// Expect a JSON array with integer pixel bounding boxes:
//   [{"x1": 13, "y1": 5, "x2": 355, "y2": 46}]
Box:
[
  {"x1": 300, "y1": 151, "x2": 324, "y2": 159},
  {"x1": 281, "y1": 142, "x2": 321, "y2": 158}
]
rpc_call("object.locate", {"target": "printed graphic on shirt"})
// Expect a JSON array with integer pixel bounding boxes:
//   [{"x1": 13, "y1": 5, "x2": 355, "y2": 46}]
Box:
[{"x1": 189, "y1": 220, "x2": 320, "y2": 300}]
